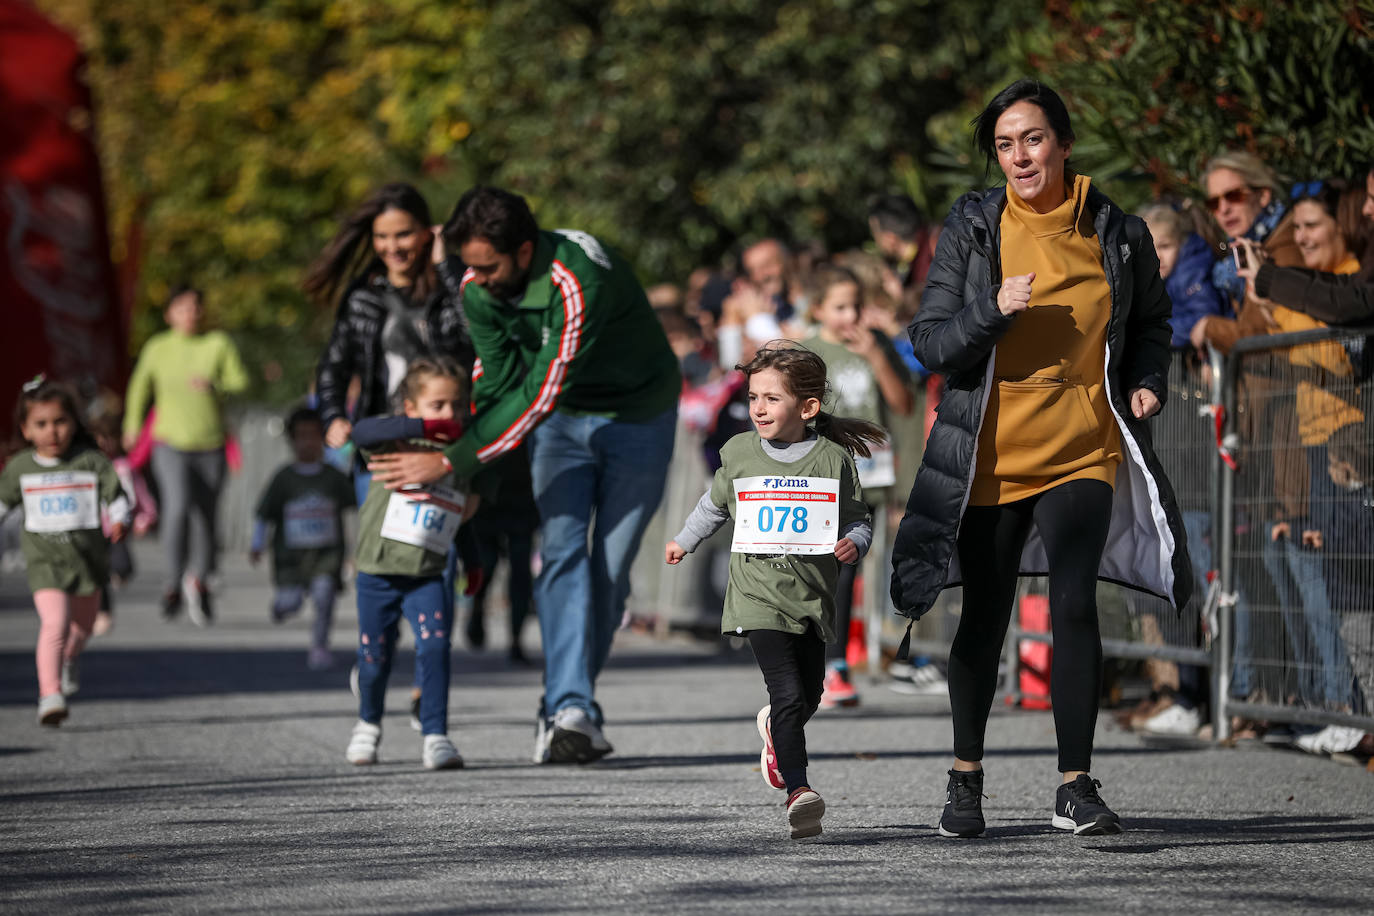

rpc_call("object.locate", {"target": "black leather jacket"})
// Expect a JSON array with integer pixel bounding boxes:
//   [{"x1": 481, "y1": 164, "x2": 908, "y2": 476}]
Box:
[{"x1": 315, "y1": 258, "x2": 473, "y2": 429}]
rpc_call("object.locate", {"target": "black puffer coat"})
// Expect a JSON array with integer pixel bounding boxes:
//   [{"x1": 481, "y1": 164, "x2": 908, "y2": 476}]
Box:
[
  {"x1": 889, "y1": 185, "x2": 1193, "y2": 620},
  {"x1": 315, "y1": 257, "x2": 473, "y2": 430}
]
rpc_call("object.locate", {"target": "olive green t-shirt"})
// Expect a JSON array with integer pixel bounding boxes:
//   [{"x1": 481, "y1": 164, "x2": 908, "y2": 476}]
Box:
[
  {"x1": 255, "y1": 463, "x2": 355, "y2": 587},
  {"x1": 0, "y1": 447, "x2": 125, "y2": 594},
  {"x1": 709, "y1": 433, "x2": 870, "y2": 641},
  {"x1": 354, "y1": 441, "x2": 469, "y2": 578}
]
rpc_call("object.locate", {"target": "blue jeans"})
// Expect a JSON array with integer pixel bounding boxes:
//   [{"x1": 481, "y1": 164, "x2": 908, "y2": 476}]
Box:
[
  {"x1": 1261, "y1": 525, "x2": 1354, "y2": 708},
  {"x1": 354, "y1": 466, "x2": 458, "y2": 689},
  {"x1": 530, "y1": 407, "x2": 676, "y2": 720},
  {"x1": 355, "y1": 572, "x2": 452, "y2": 734}
]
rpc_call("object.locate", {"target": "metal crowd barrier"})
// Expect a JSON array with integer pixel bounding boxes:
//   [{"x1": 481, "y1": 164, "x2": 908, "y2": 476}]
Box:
[{"x1": 1215, "y1": 325, "x2": 1374, "y2": 737}]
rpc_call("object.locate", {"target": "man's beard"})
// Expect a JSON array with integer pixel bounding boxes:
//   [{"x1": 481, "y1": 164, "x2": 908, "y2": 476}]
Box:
[{"x1": 490, "y1": 265, "x2": 531, "y2": 303}]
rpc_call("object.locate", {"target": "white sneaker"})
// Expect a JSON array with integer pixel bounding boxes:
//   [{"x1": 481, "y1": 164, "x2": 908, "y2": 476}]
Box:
[
  {"x1": 888, "y1": 661, "x2": 949, "y2": 696},
  {"x1": 549, "y1": 706, "x2": 613, "y2": 763},
  {"x1": 422, "y1": 734, "x2": 464, "y2": 770},
  {"x1": 184, "y1": 576, "x2": 211, "y2": 627},
  {"x1": 532, "y1": 713, "x2": 553, "y2": 764},
  {"x1": 37, "y1": 693, "x2": 68, "y2": 727},
  {"x1": 1142, "y1": 702, "x2": 1202, "y2": 736},
  {"x1": 346, "y1": 720, "x2": 381, "y2": 765},
  {"x1": 1295, "y1": 725, "x2": 1365, "y2": 756},
  {"x1": 60, "y1": 659, "x2": 80, "y2": 697}
]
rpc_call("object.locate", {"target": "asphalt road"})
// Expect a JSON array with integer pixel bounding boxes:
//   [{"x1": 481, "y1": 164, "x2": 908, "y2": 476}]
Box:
[{"x1": 2, "y1": 541, "x2": 1371, "y2": 914}]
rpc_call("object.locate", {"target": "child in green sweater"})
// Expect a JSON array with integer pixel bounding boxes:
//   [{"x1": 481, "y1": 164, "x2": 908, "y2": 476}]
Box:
[
  {"x1": 0, "y1": 378, "x2": 130, "y2": 726},
  {"x1": 665, "y1": 343, "x2": 882, "y2": 839},
  {"x1": 250, "y1": 406, "x2": 356, "y2": 670}
]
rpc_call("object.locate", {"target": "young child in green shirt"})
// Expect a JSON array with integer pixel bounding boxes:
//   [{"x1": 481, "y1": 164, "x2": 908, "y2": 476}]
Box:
[
  {"x1": 345, "y1": 358, "x2": 478, "y2": 771},
  {"x1": 0, "y1": 378, "x2": 130, "y2": 726},
  {"x1": 665, "y1": 343, "x2": 882, "y2": 839},
  {"x1": 250, "y1": 406, "x2": 356, "y2": 671}
]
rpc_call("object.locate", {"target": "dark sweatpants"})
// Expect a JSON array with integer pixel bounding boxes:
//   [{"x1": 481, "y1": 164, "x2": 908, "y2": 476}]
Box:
[{"x1": 748, "y1": 627, "x2": 826, "y2": 776}]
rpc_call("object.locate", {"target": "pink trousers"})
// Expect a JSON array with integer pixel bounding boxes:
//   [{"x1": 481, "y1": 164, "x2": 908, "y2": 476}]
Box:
[{"x1": 34, "y1": 590, "x2": 99, "y2": 698}]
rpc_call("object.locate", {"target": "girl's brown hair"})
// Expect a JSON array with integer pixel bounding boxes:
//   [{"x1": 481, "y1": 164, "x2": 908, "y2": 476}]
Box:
[
  {"x1": 396, "y1": 357, "x2": 468, "y2": 412},
  {"x1": 805, "y1": 264, "x2": 864, "y2": 323},
  {"x1": 737, "y1": 342, "x2": 886, "y2": 458},
  {"x1": 13, "y1": 376, "x2": 96, "y2": 454}
]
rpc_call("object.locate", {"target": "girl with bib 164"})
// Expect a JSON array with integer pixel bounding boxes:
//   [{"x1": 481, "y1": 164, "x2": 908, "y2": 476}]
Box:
[
  {"x1": 345, "y1": 357, "x2": 478, "y2": 771},
  {"x1": 665, "y1": 342, "x2": 882, "y2": 840},
  {"x1": 0, "y1": 378, "x2": 131, "y2": 726}
]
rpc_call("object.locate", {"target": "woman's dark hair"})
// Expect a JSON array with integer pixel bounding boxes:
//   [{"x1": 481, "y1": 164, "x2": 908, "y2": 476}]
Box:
[
  {"x1": 973, "y1": 79, "x2": 1076, "y2": 166},
  {"x1": 443, "y1": 186, "x2": 539, "y2": 255},
  {"x1": 303, "y1": 182, "x2": 433, "y2": 306},
  {"x1": 13, "y1": 376, "x2": 97, "y2": 454},
  {"x1": 736, "y1": 342, "x2": 886, "y2": 458}
]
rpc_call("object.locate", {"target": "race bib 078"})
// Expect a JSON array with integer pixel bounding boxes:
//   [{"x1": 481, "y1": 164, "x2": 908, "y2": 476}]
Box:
[
  {"x1": 730, "y1": 475, "x2": 839, "y2": 555},
  {"x1": 379, "y1": 483, "x2": 466, "y2": 554},
  {"x1": 20, "y1": 471, "x2": 100, "y2": 533}
]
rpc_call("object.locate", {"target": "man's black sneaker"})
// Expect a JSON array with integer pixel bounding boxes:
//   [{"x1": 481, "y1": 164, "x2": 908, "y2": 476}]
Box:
[
  {"x1": 1053, "y1": 775, "x2": 1123, "y2": 835},
  {"x1": 938, "y1": 768, "x2": 986, "y2": 838}
]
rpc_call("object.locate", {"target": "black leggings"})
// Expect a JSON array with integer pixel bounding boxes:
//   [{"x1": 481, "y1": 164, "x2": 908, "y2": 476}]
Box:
[
  {"x1": 949, "y1": 478, "x2": 1113, "y2": 773},
  {"x1": 748, "y1": 627, "x2": 826, "y2": 772},
  {"x1": 825, "y1": 562, "x2": 858, "y2": 663}
]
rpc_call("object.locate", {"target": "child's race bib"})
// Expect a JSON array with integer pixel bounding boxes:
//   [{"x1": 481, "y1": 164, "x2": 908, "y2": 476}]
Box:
[
  {"x1": 855, "y1": 443, "x2": 896, "y2": 489},
  {"x1": 282, "y1": 495, "x2": 339, "y2": 549},
  {"x1": 20, "y1": 471, "x2": 100, "y2": 534},
  {"x1": 731, "y1": 475, "x2": 839, "y2": 555},
  {"x1": 379, "y1": 483, "x2": 466, "y2": 554}
]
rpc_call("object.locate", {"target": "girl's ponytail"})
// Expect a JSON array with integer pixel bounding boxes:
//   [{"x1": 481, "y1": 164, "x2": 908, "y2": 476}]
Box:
[{"x1": 814, "y1": 410, "x2": 886, "y2": 459}]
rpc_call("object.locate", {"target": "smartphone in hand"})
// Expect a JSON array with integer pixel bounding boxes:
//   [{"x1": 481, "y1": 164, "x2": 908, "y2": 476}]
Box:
[{"x1": 1234, "y1": 243, "x2": 1248, "y2": 269}]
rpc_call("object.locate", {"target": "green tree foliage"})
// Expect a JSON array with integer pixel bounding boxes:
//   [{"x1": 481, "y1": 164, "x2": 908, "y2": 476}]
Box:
[{"x1": 1019, "y1": 0, "x2": 1374, "y2": 199}]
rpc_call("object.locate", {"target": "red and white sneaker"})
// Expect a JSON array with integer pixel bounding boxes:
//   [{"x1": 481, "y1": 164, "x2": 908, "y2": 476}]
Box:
[
  {"x1": 820, "y1": 664, "x2": 859, "y2": 709},
  {"x1": 786, "y1": 787, "x2": 825, "y2": 839},
  {"x1": 756, "y1": 706, "x2": 785, "y2": 790}
]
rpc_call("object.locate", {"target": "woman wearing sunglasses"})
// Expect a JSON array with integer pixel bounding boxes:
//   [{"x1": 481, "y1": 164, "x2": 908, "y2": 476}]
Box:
[{"x1": 1188, "y1": 151, "x2": 1304, "y2": 353}]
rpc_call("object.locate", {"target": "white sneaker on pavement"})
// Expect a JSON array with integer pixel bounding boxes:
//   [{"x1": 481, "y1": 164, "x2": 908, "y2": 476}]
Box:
[
  {"x1": 37, "y1": 693, "x2": 68, "y2": 727},
  {"x1": 346, "y1": 720, "x2": 381, "y2": 765},
  {"x1": 1142, "y1": 702, "x2": 1202, "y2": 736},
  {"x1": 888, "y1": 661, "x2": 949, "y2": 696},
  {"x1": 61, "y1": 659, "x2": 80, "y2": 697},
  {"x1": 422, "y1": 734, "x2": 464, "y2": 770},
  {"x1": 532, "y1": 713, "x2": 553, "y2": 764},
  {"x1": 549, "y1": 706, "x2": 612, "y2": 764},
  {"x1": 1295, "y1": 725, "x2": 1365, "y2": 756}
]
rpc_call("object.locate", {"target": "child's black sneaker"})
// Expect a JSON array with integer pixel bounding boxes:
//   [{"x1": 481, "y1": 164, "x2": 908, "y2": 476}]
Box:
[
  {"x1": 938, "y1": 768, "x2": 986, "y2": 838},
  {"x1": 1052, "y1": 774, "x2": 1123, "y2": 836},
  {"x1": 785, "y1": 787, "x2": 825, "y2": 839}
]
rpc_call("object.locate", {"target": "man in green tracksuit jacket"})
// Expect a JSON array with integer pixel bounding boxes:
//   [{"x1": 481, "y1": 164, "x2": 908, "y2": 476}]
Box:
[{"x1": 370, "y1": 186, "x2": 680, "y2": 765}]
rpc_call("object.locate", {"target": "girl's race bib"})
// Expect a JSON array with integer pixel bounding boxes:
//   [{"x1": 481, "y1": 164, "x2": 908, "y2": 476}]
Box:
[
  {"x1": 282, "y1": 495, "x2": 339, "y2": 549},
  {"x1": 379, "y1": 483, "x2": 466, "y2": 554},
  {"x1": 731, "y1": 475, "x2": 839, "y2": 555},
  {"x1": 20, "y1": 471, "x2": 100, "y2": 533},
  {"x1": 855, "y1": 443, "x2": 896, "y2": 489}
]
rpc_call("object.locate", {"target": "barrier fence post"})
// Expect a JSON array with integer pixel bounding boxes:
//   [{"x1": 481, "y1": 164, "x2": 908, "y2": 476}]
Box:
[{"x1": 1212, "y1": 349, "x2": 1240, "y2": 742}]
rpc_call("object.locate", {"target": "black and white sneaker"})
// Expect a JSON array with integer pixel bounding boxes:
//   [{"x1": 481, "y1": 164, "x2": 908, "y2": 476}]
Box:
[
  {"x1": 1053, "y1": 775, "x2": 1123, "y2": 835},
  {"x1": 938, "y1": 768, "x2": 986, "y2": 838}
]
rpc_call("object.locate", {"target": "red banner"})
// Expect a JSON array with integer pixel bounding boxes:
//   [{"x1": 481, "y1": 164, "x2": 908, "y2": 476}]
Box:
[{"x1": 0, "y1": 0, "x2": 124, "y2": 433}]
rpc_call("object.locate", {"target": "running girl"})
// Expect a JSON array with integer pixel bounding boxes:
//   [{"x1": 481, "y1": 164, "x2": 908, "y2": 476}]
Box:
[
  {"x1": 346, "y1": 358, "x2": 477, "y2": 770},
  {"x1": 803, "y1": 264, "x2": 915, "y2": 708},
  {"x1": 0, "y1": 378, "x2": 130, "y2": 726},
  {"x1": 665, "y1": 343, "x2": 882, "y2": 839}
]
